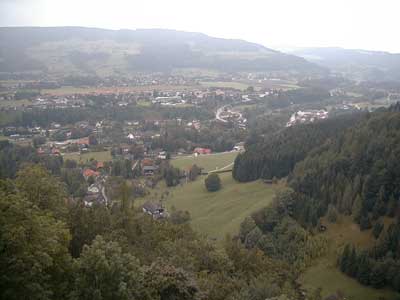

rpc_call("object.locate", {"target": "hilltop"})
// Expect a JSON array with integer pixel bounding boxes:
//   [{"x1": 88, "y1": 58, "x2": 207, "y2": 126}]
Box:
[
  {"x1": 292, "y1": 47, "x2": 400, "y2": 81},
  {"x1": 0, "y1": 26, "x2": 325, "y2": 75}
]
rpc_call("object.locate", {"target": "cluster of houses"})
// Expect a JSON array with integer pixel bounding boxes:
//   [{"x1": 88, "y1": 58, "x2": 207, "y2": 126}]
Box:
[
  {"x1": 286, "y1": 110, "x2": 329, "y2": 127},
  {"x1": 216, "y1": 106, "x2": 247, "y2": 128}
]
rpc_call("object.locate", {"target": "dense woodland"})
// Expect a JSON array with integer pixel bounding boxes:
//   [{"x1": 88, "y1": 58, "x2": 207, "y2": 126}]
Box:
[
  {"x1": 0, "y1": 163, "x2": 304, "y2": 300},
  {"x1": 233, "y1": 113, "x2": 364, "y2": 182},
  {"x1": 234, "y1": 104, "x2": 400, "y2": 293}
]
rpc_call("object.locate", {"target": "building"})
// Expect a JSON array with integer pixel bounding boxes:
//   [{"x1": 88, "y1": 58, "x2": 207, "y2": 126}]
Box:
[
  {"x1": 142, "y1": 202, "x2": 167, "y2": 219},
  {"x1": 158, "y1": 151, "x2": 168, "y2": 160},
  {"x1": 286, "y1": 110, "x2": 328, "y2": 127},
  {"x1": 83, "y1": 168, "x2": 100, "y2": 180},
  {"x1": 233, "y1": 142, "x2": 245, "y2": 152},
  {"x1": 143, "y1": 165, "x2": 158, "y2": 176},
  {"x1": 193, "y1": 147, "x2": 212, "y2": 155}
]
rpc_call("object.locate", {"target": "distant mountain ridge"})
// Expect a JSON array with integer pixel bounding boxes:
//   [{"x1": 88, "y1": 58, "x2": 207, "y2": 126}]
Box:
[
  {"x1": 0, "y1": 27, "x2": 325, "y2": 76},
  {"x1": 292, "y1": 47, "x2": 400, "y2": 81}
]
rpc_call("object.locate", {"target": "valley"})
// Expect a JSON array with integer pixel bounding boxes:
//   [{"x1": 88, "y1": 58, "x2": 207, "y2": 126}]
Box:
[{"x1": 2, "y1": 26, "x2": 400, "y2": 300}]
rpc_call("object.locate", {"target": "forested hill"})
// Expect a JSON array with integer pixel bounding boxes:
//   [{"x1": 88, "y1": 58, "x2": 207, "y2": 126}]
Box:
[
  {"x1": 287, "y1": 104, "x2": 400, "y2": 291},
  {"x1": 292, "y1": 47, "x2": 400, "y2": 81},
  {"x1": 0, "y1": 27, "x2": 325, "y2": 74},
  {"x1": 232, "y1": 112, "x2": 365, "y2": 182},
  {"x1": 236, "y1": 105, "x2": 400, "y2": 292},
  {"x1": 290, "y1": 104, "x2": 400, "y2": 225}
]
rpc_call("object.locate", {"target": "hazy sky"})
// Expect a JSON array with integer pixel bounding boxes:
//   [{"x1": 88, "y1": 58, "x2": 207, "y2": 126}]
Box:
[{"x1": 1, "y1": 0, "x2": 399, "y2": 53}]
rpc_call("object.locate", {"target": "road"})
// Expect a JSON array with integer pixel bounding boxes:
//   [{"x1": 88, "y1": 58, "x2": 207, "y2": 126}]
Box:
[{"x1": 216, "y1": 105, "x2": 229, "y2": 123}]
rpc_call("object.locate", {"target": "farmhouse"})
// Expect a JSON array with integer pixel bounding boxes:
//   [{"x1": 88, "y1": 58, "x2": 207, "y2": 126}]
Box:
[
  {"x1": 83, "y1": 168, "x2": 100, "y2": 179},
  {"x1": 193, "y1": 147, "x2": 212, "y2": 155},
  {"x1": 143, "y1": 165, "x2": 157, "y2": 176},
  {"x1": 142, "y1": 202, "x2": 166, "y2": 219}
]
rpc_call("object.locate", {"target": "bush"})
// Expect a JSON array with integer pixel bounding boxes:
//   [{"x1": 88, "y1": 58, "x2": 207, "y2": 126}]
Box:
[{"x1": 205, "y1": 173, "x2": 221, "y2": 192}]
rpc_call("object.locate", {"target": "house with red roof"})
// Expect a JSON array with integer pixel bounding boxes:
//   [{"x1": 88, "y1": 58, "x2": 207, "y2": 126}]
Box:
[
  {"x1": 83, "y1": 168, "x2": 100, "y2": 179},
  {"x1": 193, "y1": 147, "x2": 212, "y2": 155}
]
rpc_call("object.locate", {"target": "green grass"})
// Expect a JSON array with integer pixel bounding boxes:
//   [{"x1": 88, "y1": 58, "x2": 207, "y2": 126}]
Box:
[
  {"x1": 137, "y1": 99, "x2": 152, "y2": 107},
  {"x1": 42, "y1": 84, "x2": 197, "y2": 96},
  {"x1": 171, "y1": 152, "x2": 238, "y2": 172},
  {"x1": 0, "y1": 99, "x2": 32, "y2": 108},
  {"x1": 164, "y1": 172, "x2": 282, "y2": 240},
  {"x1": 200, "y1": 81, "x2": 255, "y2": 91},
  {"x1": 300, "y1": 216, "x2": 399, "y2": 300},
  {"x1": 63, "y1": 150, "x2": 112, "y2": 162}
]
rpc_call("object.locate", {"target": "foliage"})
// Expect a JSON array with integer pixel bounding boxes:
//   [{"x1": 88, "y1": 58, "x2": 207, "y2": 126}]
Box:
[
  {"x1": 0, "y1": 190, "x2": 72, "y2": 300},
  {"x1": 205, "y1": 173, "x2": 221, "y2": 192},
  {"x1": 233, "y1": 113, "x2": 364, "y2": 182},
  {"x1": 240, "y1": 190, "x2": 328, "y2": 270}
]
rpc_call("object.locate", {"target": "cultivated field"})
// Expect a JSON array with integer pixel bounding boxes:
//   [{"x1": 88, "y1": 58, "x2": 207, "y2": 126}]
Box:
[
  {"x1": 200, "y1": 81, "x2": 255, "y2": 91},
  {"x1": 42, "y1": 84, "x2": 198, "y2": 96},
  {"x1": 171, "y1": 151, "x2": 238, "y2": 172}
]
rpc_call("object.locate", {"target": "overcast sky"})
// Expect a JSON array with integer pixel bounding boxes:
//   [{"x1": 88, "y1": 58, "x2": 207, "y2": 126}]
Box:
[{"x1": 1, "y1": 0, "x2": 399, "y2": 53}]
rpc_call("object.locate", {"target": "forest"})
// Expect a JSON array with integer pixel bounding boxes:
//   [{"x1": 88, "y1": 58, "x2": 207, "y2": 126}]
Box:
[{"x1": 234, "y1": 104, "x2": 400, "y2": 293}]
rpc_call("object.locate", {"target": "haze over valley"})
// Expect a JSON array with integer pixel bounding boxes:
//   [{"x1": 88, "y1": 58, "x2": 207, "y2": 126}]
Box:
[{"x1": 2, "y1": 2, "x2": 400, "y2": 300}]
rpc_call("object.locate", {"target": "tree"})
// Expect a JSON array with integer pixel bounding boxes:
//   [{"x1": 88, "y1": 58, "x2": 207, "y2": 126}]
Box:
[
  {"x1": 16, "y1": 164, "x2": 67, "y2": 217},
  {"x1": 88, "y1": 134, "x2": 98, "y2": 145},
  {"x1": 244, "y1": 227, "x2": 263, "y2": 249},
  {"x1": 71, "y1": 236, "x2": 145, "y2": 300},
  {"x1": 356, "y1": 251, "x2": 371, "y2": 285},
  {"x1": 205, "y1": 173, "x2": 221, "y2": 192},
  {"x1": 386, "y1": 195, "x2": 397, "y2": 217},
  {"x1": 347, "y1": 246, "x2": 358, "y2": 276},
  {"x1": 359, "y1": 213, "x2": 372, "y2": 231},
  {"x1": 164, "y1": 165, "x2": 181, "y2": 187},
  {"x1": 143, "y1": 260, "x2": 199, "y2": 300},
  {"x1": 340, "y1": 244, "x2": 351, "y2": 273},
  {"x1": 170, "y1": 209, "x2": 191, "y2": 225},
  {"x1": 33, "y1": 135, "x2": 46, "y2": 148},
  {"x1": 188, "y1": 164, "x2": 201, "y2": 181},
  {"x1": 239, "y1": 216, "x2": 257, "y2": 242},
  {"x1": 370, "y1": 262, "x2": 386, "y2": 288},
  {"x1": 372, "y1": 221, "x2": 384, "y2": 239},
  {"x1": 352, "y1": 194, "x2": 363, "y2": 222},
  {"x1": 0, "y1": 193, "x2": 72, "y2": 300},
  {"x1": 327, "y1": 204, "x2": 338, "y2": 223}
]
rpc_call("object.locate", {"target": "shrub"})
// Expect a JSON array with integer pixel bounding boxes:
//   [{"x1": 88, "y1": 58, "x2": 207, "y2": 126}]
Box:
[{"x1": 205, "y1": 173, "x2": 221, "y2": 192}]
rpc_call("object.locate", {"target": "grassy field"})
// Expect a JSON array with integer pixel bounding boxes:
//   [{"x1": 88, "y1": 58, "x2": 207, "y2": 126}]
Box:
[
  {"x1": 63, "y1": 150, "x2": 112, "y2": 162},
  {"x1": 171, "y1": 152, "x2": 238, "y2": 172},
  {"x1": 300, "y1": 216, "x2": 399, "y2": 300},
  {"x1": 161, "y1": 172, "x2": 282, "y2": 240},
  {"x1": 200, "y1": 81, "x2": 255, "y2": 91},
  {"x1": 0, "y1": 99, "x2": 32, "y2": 108},
  {"x1": 42, "y1": 84, "x2": 198, "y2": 96}
]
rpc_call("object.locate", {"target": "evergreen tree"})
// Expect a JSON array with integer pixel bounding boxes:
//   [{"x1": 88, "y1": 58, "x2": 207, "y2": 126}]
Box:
[
  {"x1": 369, "y1": 262, "x2": 386, "y2": 288},
  {"x1": 205, "y1": 173, "x2": 221, "y2": 192},
  {"x1": 352, "y1": 194, "x2": 363, "y2": 223},
  {"x1": 359, "y1": 213, "x2": 372, "y2": 231},
  {"x1": 347, "y1": 246, "x2": 358, "y2": 276},
  {"x1": 372, "y1": 221, "x2": 384, "y2": 239},
  {"x1": 356, "y1": 251, "x2": 371, "y2": 285},
  {"x1": 386, "y1": 195, "x2": 397, "y2": 217},
  {"x1": 340, "y1": 244, "x2": 351, "y2": 273}
]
